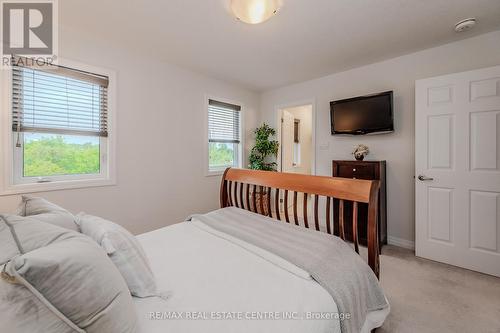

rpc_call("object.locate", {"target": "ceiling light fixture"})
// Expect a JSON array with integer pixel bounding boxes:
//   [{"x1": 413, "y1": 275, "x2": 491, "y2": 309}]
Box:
[{"x1": 231, "y1": 0, "x2": 282, "y2": 25}]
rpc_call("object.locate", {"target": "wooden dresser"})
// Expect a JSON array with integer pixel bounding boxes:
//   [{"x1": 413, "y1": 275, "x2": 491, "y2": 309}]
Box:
[{"x1": 332, "y1": 160, "x2": 387, "y2": 248}]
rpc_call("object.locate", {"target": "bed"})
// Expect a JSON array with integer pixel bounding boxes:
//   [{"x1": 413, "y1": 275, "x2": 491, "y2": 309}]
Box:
[{"x1": 134, "y1": 168, "x2": 389, "y2": 333}]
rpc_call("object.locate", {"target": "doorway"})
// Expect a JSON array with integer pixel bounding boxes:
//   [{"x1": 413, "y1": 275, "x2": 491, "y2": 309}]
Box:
[
  {"x1": 277, "y1": 104, "x2": 314, "y2": 219},
  {"x1": 279, "y1": 104, "x2": 314, "y2": 175}
]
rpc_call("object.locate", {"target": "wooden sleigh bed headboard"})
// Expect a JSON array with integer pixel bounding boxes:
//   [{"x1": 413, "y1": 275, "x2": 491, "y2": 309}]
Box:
[{"x1": 220, "y1": 168, "x2": 381, "y2": 278}]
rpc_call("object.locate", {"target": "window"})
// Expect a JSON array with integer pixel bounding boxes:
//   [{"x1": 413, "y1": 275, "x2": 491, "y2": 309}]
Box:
[
  {"x1": 207, "y1": 99, "x2": 241, "y2": 173},
  {"x1": 2, "y1": 56, "x2": 115, "y2": 193}
]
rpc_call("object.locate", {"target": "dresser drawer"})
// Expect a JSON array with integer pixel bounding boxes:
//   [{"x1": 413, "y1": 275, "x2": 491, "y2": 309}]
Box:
[{"x1": 337, "y1": 164, "x2": 375, "y2": 179}]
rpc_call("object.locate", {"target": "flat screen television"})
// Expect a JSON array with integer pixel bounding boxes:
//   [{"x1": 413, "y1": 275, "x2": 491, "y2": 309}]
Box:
[{"x1": 330, "y1": 91, "x2": 394, "y2": 135}]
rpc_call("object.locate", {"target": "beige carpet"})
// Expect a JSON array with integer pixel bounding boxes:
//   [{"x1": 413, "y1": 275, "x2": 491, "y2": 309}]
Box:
[{"x1": 377, "y1": 246, "x2": 500, "y2": 333}]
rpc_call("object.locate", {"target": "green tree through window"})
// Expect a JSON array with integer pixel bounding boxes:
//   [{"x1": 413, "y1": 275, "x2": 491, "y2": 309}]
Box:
[
  {"x1": 23, "y1": 134, "x2": 100, "y2": 177},
  {"x1": 209, "y1": 142, "x2": 235, "y2": 170}
]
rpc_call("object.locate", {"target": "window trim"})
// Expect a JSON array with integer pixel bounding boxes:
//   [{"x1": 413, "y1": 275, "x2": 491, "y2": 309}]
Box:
[
  {"x1": 0, "y1": 58, "x2": 116, "y2": 196},
  {"x1": 12, "y1": 133, "x2": 108, "y2": 184},
  {"x1": 204, "y1": 95, "x2": 244, "y2": 177}
]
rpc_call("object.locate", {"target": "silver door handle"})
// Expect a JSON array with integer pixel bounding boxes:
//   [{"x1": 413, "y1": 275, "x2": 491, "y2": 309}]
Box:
[{"x1": 418, "y1": 175, "x2": 434, "y2": 181}]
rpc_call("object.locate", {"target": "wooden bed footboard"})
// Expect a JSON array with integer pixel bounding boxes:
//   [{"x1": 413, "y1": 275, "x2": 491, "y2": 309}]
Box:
[{"x1": 220, "y1": 168, "x2": 381, "y2": 278}]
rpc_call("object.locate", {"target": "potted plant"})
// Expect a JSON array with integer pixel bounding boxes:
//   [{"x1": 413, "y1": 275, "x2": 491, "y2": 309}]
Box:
[
  {"x1": 248, "y1": 123, "x2": 279, "y2": 214},
  {"x1": 249, "y1": 123, "x2": 279, "y2": 171}
]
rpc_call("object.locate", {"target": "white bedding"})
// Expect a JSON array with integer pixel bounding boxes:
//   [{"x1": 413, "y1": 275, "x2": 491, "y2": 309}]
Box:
[{"x1": 134, "y1": 212, "x2": 389, "y2": 333}]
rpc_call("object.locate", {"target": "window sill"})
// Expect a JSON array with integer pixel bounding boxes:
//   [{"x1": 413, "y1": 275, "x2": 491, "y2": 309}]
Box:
[
  {"x1": 0, "y1": 178, "x2": 116, "y2": 196},
  {"x1": 205, "y1": 170, "x2": 226, "y2": 177}
]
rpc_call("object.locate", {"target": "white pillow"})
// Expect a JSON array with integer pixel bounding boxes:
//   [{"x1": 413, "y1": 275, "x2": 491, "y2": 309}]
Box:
[
  {"x1": 0, "y1": 214, "x2": 79, "y2": 265},
  {"x1": 76, "y1": 213, "x2": 157, "y2": 298},
  {"x1": 0, "y1": 217, "x2": 19, "y2": 265},
  {"x1": 0, "y1": 215, "x2": 137, "y2": 333},
  {"x1": 18, "y1": 196, "x2": 79, "y2": 232}
]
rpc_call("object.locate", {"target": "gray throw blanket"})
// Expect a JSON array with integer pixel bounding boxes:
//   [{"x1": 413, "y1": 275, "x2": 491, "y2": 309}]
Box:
[{"x1": 189, "y1": 207, "x2": 388, "y2": 333}]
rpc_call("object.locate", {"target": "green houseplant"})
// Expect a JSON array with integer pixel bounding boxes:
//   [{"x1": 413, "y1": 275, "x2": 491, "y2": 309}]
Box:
[
  {"x1": 248, "y1": 124, "x2": 279, "y2": 214},
  {"x1": 248, "y1": 123, "x2": 279, "y2": 171}
]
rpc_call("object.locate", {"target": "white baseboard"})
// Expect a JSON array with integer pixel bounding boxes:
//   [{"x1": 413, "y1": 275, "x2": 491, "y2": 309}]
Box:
[{"x1": 387, "y1": 236, "x2": 415, "y2": 250}]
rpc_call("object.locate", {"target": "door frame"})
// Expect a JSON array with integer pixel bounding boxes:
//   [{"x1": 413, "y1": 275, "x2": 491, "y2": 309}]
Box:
[{"x1": 274, "y1": 99, "x2": 316, "y2": 175}]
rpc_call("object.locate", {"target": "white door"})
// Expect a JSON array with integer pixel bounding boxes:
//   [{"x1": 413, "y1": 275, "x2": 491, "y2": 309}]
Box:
[{"x1": 416, "y1": 65, "x2": 500, "y2": 277}]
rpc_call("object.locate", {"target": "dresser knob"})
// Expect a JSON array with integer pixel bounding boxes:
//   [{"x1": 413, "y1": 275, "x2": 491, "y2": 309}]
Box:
[{"x1": 353, "y1": 168, "x2": 356, "y2": 172}]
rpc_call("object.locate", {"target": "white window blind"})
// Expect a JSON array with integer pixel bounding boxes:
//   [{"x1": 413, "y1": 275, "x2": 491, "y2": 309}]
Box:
[
  {"x1": 208, "y1": 99, "x2": 241, "y2": 144},
  {"x1": 11, "y1": 57, "x2": 109, "y2": 137}
]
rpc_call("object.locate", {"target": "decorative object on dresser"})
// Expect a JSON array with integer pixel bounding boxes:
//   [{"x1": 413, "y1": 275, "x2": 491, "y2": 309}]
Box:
[
  {"x1": 332, "y1": 160, "x2": 387, "y2": 248},
  {"x1": 352, "y1": 144, "x2": 369, "y2": 161}
]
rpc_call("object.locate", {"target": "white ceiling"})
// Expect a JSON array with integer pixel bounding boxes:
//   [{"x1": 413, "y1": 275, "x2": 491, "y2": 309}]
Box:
[{"x1": 61, "y1": 0, "x2": 500, "y2": 92}]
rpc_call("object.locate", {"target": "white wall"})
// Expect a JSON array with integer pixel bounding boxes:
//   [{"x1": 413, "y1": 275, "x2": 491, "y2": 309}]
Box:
[
  {"x1": 0, "y1": 27, "x2": 260, "y2": 235},
  {"x1": 260, "y1": 30, "x2": 500, "y2": 247}
]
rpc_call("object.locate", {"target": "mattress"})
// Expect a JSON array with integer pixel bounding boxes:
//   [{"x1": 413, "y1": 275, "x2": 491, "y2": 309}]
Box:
[{"x1": 134, "y1": 210, "x2": 389, "y2": 333}]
